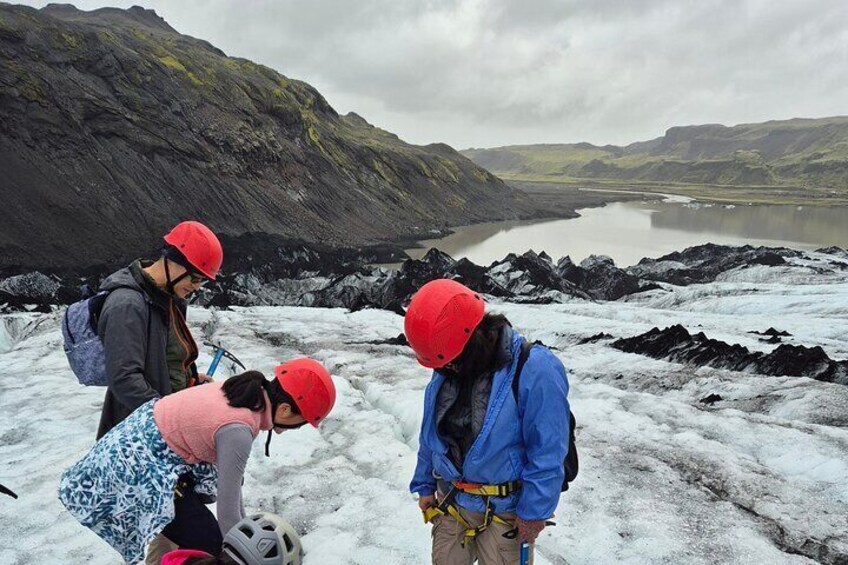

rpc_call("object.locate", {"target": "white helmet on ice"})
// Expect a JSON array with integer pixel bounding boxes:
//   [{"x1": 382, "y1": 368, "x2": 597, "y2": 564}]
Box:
[{"x1": 223, "y1": 512, "x2": 303, "y2": 565}]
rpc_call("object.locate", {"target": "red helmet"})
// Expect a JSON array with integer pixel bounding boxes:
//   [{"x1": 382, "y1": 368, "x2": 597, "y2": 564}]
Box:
[
  {"x1": 163, "y1": 221, "x2": 223, "y2": 280},
  {"x1": 274, "y1": 358, "x2": 336, "y2": 427},
  {"x1": 404, "y1": 279, "x2": 485, "y2": 369}
]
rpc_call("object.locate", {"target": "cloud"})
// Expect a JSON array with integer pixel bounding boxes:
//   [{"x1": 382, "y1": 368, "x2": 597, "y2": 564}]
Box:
[{"x1": 16, "y1": 0, "x2": 848, "y2": 148}]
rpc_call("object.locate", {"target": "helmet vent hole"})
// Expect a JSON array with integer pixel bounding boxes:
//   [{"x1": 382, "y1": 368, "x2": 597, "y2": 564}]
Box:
[
  {"x1": 239, "y1": 525, "x2": 253, "y2": 538},
  {"x1": 283, "y1": 534, "x2": 294, "y2": 552},
  {"x1": 266, "y1": 545, "x2": 279, "y2": 558},
  {"x1": 437, "y1": 354, "x2": 444, "y2": 360},
  {"x1": 262, "y1": 524, "x2": 275, "y2": 531}
]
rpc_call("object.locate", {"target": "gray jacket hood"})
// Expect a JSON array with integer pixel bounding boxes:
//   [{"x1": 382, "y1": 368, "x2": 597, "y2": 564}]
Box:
[
  {"x1": 99, "y1": 260, "x2": 179, "y2": 313},
  {"x1": 99, "y1": 266, "x2": 144, "y2": 293}
]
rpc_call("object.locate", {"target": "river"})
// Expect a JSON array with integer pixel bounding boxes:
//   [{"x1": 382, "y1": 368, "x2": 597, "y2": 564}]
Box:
[{"x1": 406, "y1": 197, "x2": 848, "y2": 267}]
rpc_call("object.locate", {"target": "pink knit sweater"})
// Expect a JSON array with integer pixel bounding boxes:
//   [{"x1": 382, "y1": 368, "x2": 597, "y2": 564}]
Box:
[{"x1": 153, "y1": 381, "x2": 273, "y2": 464}]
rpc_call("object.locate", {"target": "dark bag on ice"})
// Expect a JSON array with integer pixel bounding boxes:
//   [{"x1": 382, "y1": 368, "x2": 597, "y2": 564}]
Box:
[
  {"x1": 512, "y1": 339, "x2": 579, "y2": 491},
  {"x1": 61, "y1": 284, "x2": 139, "y2": 386}
]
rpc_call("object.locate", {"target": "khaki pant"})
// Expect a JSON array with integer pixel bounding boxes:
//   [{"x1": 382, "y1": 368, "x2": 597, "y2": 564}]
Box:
[
  {"x1": 431, "y1": 506, "x2": 534, "y2": 565},
  {"x1": 145, "y1": 533, "x2": 178, "y2": 565}
]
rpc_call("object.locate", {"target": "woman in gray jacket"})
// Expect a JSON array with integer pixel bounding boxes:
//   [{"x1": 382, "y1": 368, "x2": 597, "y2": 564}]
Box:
[
  {"x1": 96, "y1": 220, "x2": 223, "y2": 439},
  {"x1": 93, "y1": 220, "x2": 223, "y2": 564}
]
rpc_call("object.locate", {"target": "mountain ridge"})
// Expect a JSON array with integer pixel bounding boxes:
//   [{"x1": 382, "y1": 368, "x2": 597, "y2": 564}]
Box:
[
  {"x1": 462, "y1": 116, "x2": 848, "y2": 195},
  {"x1": 0, "y1": 3, "x2": 539, "y2": 271}
]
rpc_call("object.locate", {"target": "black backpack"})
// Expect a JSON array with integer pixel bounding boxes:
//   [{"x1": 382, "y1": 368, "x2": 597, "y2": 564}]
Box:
[{"x1": 512, "y1": 339, "x2": 579, "y2": 491}]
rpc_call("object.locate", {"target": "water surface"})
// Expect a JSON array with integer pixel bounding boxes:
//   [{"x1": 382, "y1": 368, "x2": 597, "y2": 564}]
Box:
[{"x1": 406, "y1": 199, "x2": 848, "y2": 267}]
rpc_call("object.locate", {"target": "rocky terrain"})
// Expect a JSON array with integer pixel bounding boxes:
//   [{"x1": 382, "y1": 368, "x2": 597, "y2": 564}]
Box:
[
  {"x1": 3, "y1": 242, "x2": 844, "y2": 312},
  {"x1": 0, "y1": 4, "x2": 542, "y2": 272},
  {"x1": 612, "y1": 324, "x2": 848, "y2": 385},
  {"x1": 3, "y1": 242, "x2": 847, "y2": 393}
]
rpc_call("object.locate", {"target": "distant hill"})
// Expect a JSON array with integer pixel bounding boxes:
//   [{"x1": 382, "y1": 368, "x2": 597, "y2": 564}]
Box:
[
  {"x1": 0, "y1": 4, "x2": 536, "y2": 271},
  {"x1": 463, "y1": 117, "x2": 848, "y2": 196}
]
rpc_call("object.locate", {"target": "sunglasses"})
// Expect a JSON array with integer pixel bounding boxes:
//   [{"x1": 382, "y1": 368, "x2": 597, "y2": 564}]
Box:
[{"x1": 188, "y1": 273, "x2": 208, "y2": 285}]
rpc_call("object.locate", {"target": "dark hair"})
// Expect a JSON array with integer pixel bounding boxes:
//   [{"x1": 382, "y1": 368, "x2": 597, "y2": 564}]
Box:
[
  {"x1": 162, "y1": 245, "x2": 194, "y2": 271},
  {"x1": 477, "y1": 312, "x2": 510, "y2": 336},
  {"x1": 267, "y1": 378, "x2": 301, "y2": 416},
  {"x1": 448, "y1": 313, "x2": 510, "y2": 377},
  {"x1": 222, "y1": 371, "x2": 270, "y2": 412},
  {"x1": 222, "y1": 370, "x2": 302, "y2": 416}
]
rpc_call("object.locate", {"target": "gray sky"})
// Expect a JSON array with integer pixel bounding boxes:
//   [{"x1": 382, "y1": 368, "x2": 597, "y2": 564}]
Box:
[{"x1": 15, "y1": 0, "x2": 848, "y2": 148}]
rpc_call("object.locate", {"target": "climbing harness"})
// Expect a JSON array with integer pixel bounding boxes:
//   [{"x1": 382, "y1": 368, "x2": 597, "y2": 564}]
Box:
[{"x1": 421, "y1": 479, "x2": 522, "y2": 546}]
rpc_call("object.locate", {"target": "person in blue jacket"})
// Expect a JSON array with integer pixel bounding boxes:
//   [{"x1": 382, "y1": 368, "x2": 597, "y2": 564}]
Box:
[{"x1": 405, "y1": 279, "x2": 571, "y2": 565}]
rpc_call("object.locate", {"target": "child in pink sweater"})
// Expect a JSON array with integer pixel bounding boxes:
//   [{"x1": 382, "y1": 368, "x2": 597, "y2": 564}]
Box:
[{"x1": 59, "y1": 358, "x2": 335, "y2": 564}]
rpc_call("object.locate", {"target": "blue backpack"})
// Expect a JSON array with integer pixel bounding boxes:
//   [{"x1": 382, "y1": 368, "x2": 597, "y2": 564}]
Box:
[{"x1": 61, "y1": 285, "x2": 140, "y2": 386}]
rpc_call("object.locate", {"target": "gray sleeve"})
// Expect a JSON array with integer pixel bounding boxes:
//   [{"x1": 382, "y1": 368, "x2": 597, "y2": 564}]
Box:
[
  {"x1": 214, "y1": 424, "x2": 254, "y2": 535},
  {"x1": 99, "y1": 290, "x2": 159, "y2": 411}
]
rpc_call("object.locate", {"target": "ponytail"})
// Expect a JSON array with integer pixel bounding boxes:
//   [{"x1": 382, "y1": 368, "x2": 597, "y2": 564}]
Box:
[{"x1": 222, "y1": 371, "x2": 269, "y2": 412}]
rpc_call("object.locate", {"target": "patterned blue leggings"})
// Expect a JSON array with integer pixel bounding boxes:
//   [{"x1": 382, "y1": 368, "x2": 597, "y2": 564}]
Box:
[{"x1": 58, "y1": 401, "x2": 217, "y2": 564}]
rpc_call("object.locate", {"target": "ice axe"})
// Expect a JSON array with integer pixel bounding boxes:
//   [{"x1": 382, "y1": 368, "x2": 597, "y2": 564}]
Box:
[
  {"x1": 502, "y1": 526, "x2": 533, "y2": 564},
  {"x1": 0, "y1": 484, "x2": 18, "y2": 499},
  {"x1": 204, "y1": 342, "x2": 246, "y2": 377},
  {"x1": 519, "y1": 541, "x2": 530, "y2": 565},
  {"x1": 502, "y1": 520, "x2": 554, "y2": 565}
]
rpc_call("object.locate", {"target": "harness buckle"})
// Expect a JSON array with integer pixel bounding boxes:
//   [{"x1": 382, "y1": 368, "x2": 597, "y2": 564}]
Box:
[{"x1": 454, "y1": 481, "x2": 482, "y2": 491}]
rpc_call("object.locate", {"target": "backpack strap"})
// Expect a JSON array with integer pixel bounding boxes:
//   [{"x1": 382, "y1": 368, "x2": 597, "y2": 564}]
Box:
[
  {"x1": 512, "y1": 339, "x2": 542, "y2": 407},
  {"x1": 88, "y1": 284, "x2": 149, "y2": 333},
  {"x1": 511, "y1": 338, "x2": 580, "y2": 491}
]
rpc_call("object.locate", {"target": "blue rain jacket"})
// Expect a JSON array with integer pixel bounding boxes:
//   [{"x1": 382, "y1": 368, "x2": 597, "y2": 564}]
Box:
[{"x1": 410, "y1": 327, "x2": 570, "y2": 520}]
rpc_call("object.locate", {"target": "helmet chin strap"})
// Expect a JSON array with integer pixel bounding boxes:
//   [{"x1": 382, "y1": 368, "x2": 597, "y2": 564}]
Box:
[
  {"x1": 264, "y1": 392, "x2": 308, "y2": 456},
  {"x1": 163, "y1": 258, "x2": 190, "y2": 295},
  {"x1": 264, "y1": 429, "x2": 273, "y2": 458},
  {"x1": 264, "y1": 382, "x2": 280, "y2": 457},
  {"x1": 222, "y1": 547, "x2": 244, "y2": 565}
]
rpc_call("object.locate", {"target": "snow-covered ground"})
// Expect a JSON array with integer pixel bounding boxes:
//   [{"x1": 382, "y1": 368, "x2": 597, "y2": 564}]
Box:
[{"x1": 1, "y1": 262, "x2": 847, "y2": 564}]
